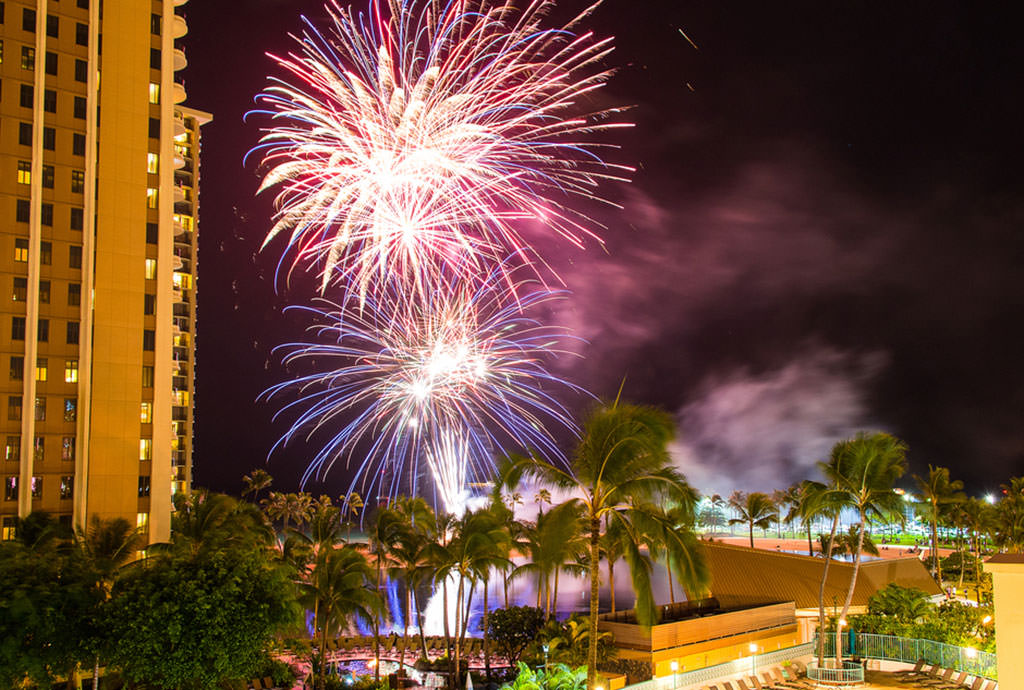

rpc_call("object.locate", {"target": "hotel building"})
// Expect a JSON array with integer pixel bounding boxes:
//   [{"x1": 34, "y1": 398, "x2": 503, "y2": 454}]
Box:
[{"x1": 0, "y1": 0, "x2": 209, "y2": 543}]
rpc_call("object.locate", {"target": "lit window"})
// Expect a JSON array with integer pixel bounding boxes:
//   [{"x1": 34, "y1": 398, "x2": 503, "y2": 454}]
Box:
[
  {"x1": 174, "y1": 390, "x2": 191, "y2": 407},
  {"x1": 149, "y1": 83, "x2": 160, "y2": 104},
  {"x1": 64, "y1": 398, "x2": 77, "y2": 422},
  {"x1": 36, "y1": 358, "x2": 47, "y2": 382},
  {"x1": 146, "y1": 188, "x2": 158, "y2": 209},
  {"x1": 147, "y1": 153, "x2": 159, "y2": 174},
  {"x1": 1, "y1": 517, "x2": 16, "y2": 541},
  {"x1": 140, "y1": 402, "x2": 153, "y2": 424},
  {"x1": 4, "y1": 477, "x2": 18, "y2": 502},
  {"x1": 145, "y1": 259, "x2": 157, "y2": 280},
  {"x1": 65, "y1": 360, "x2": 79, "y2": 383},
  {"x1": 173, "y1": 272, "x2": 193, "y2": 290},
  {"x1": 62, "y1": 437, "x2": 75, "y2": 461},
  {"x1": 60, "y1": 476, "x2": 74, "y2": 499},
  {"x1": 14, "y1": 239, "x2": 29, "y2": 263},
  {"x1": 71, "y1": 170, "x2": 86, "y2": 193},
  {"x1": 21, "y1": 46, "x2": 35, "y2": 70},
  {"x1": 5, "y1": 437, "x2": 20, "y2": 463},
  {"x1": 137, "y1": 512, "x2": 149, "y2": 530},
  {"x1": 174, "y1": 214, "x2": 194, "y2": 232},
  {"x1": 30, "y1": 476, "x2": 42, "y2": 499},
  {"x1": 139, "y1": 438, "x2": 152, "y2": 461},
  {"x1": 17, "y1": 161, "x2": 31, "y2": 185}
]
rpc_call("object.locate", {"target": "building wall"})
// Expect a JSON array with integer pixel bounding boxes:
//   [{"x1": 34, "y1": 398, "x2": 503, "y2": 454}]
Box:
[{"x1": 0, "y1": 0, "x2": 207, "y2": 543}]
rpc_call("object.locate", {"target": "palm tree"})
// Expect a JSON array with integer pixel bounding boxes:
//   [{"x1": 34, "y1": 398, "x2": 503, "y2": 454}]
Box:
[
  {"x1": 428, "y1": 508, "x2": 510, "y2": 689},
  {"x1": 913, "y1": 465, "x2": 965, "y2": 585},
  {"x1": 388, "y1": 496, "x2": 434, "y2": 665},
  {"x1": 76, "y1": 516, "x2": 143, "y2": 690},
  {"x1": 365, "y1": 503, "x2": 403, "y2": 683},
  {"x1": 534, "y1": 489, "x2": 552, "y2": 515},
  {"x1": 502, "y1": 400, "x2": 708, "y2": 689},
  {"x1": 993, "y1": 477, "x2": 1024, "y2": 553},
  {"x1": 242, "y1": 469, "x2": 273, "y2": 502},
  {"x1": 786, "y1": 481, "x2": 827, "y2": 556},
  {"x1": 170, "y1": 490, "x2": 273, "y2": 555},
  {"x1": 824, "y1": 432, "x2": 907, "y2": 666},
  {"x1": 511, "y1": 500, "x2": 587, "y2": 616},
  {"x1": 728, "y1": 492, "x2": 778, "y2": 548},
  {"x1": 299, "y1": 545, "x2": 381, "y2": 690},
  {"x1": 600, "y1": 520, "x2": 626, "y2": 614},
  {"x1": 343, "y1": 491, "x2": 364, "y2": 542}
]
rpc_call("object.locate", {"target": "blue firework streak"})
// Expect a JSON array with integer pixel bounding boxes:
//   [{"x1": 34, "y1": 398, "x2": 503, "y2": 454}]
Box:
[{"x1": 264, "y1": 271, "x2": 584, "y2": 505}]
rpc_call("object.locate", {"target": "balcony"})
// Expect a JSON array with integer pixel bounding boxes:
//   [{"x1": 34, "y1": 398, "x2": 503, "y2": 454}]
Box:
[
  {"x1": 172, "y1": 14, "x2": 187, "y2": 39},
  {"x1": 172, "y1": 81, "x2": 186, "y2": 104},
  {"x1": 172, "y1": 48, "x2": 187, "y2": 72},
  {"x1": 173, "y1": 185, "x2": 186, "y2": 204},
  {"x1": 173, "y1": 116, "x2": 187, "y2": 137},
  {"x1": 174, "y1": 0, "x2": 188, "y2": 6}
]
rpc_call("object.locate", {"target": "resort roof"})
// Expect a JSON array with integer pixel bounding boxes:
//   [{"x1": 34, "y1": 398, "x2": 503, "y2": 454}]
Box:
[{"x1": 701, "y1": 541, "x2": 942, "y2": 610}]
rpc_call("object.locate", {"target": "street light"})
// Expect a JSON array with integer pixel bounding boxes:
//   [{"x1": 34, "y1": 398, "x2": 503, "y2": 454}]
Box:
[
  {"x1": 542, "y1": 644, "x2": 549, "y2": 673},
  {"x1": 670, "y1": 660, "x2": 679, "y2": 690},
  {"x1": 749, "y1": 643, "x2": 758, "y2": 677}
]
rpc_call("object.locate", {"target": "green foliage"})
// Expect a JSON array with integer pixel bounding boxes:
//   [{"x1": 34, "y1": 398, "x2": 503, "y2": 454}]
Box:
[
  {"x1": 0, "y1": 538, "x2": 100, "y2": 687},
  {"x1": 483, "y1": 606, "x2": 547, "y2": 666},
  {"x1": 866, "y1": 583, "x2": 933, "y2": 620},
  {"x1": 105, "y1": 547, "x2": 297, "y2": 690},
  {"x1": 500, "y1": 662, "x2": 588, "y2": 690},
  {"x1": 536, "y1": 613, "x2": 617, "y2": 667}
]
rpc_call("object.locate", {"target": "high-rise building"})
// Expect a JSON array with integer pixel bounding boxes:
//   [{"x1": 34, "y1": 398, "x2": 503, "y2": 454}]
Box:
[{"x1": 0, "y1": 0, "x2": 209, "y2": 544}]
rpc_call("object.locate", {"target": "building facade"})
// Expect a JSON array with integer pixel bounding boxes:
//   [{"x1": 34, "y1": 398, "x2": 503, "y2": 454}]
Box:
[{"x1": 0, "y1": 0, "x2": 208, "y2": 544}]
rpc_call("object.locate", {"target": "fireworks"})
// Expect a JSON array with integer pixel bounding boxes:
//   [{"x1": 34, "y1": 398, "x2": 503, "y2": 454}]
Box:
[
  {"x1": 254, "y1": 0, "x2": 628, "y2": 508},
  {"x1": 252, "y1": 0, "x2": 631, "y2": 297},
  {"x1": 265, "y1": 276, "x2": 580, "y2": 501}
]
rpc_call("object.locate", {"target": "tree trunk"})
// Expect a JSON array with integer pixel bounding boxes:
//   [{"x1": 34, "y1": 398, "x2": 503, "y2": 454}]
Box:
[
  {"x1": 807, "y1": 522, "x2": 814, "y2": 556},
  {"x1": 817, "y1": 511, "x2": 841, "y2": 666},
  {"x1": 454, "y1": 574, "x2": 465, "y2": 690},
  {"x1": 588, "y1": 514, "x2": 601, "y2": 690},
  {"x1": 443, "y1": 577, "x2": 451, "y2": 687},
  {"x1": 374, "y1": 556, "x2": 382, "y2": 683},
  {"x1": 93, "y1": 656, "x2": 100, "y2": 690},
  {"x1": 503, "y1": 569, "x2": 509, "y2": 608},
  {"x1": 416, "y1": 587, "x2": 429, "y2": 660},
  {"x1": 608, "y1": 559, "x2": 616, "y2": 614},
  {"x1": 836, "y1": 518, "x2": 866, "y2": 666},
  {"x1": 401, "y1": 584, "x2": 411, "y2": 666},
  {"x1": 667, "y1": 564, "x2": 676, "y2": 604},
  {"x1": 932, "y1": 513, "x2": 943, "y2": 587},
  {"x1": 552, "y1": 569, "x2": 560, "y2": 616},
  {"x1": 320, "y1": 610, "x2": 331, "y2": 690},
  {"x1": 748, "y1": 523, "x2": 754, "y2": 549},
  {"x1": 483, "y1": 579, "x2": 491, "y2": 685}
]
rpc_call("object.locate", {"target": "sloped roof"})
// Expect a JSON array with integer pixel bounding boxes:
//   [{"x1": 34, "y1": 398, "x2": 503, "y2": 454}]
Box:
[{"x1": 701, "y1": 541, "x2": 942, "y2": 609}]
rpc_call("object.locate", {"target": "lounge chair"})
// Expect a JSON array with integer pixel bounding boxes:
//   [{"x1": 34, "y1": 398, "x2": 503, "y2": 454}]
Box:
[
  {"x1": 262, "y1": 678, "x2": 275, "y2": 690},
  {"x1": 249, "y1": 680, "x2": 262, "y2": 690},
  {"x1": 721, "y1": 682, "x2": 736, "y2": 690},
  {"x1": 747, "y1": 675, "x2": 766, "y2": 689},
  {"x1": 932, "y1": 672, "x2": 968, "y2": 689},
  {"x1": 923, "y1": 669, "x2": 956, "y2": 686},
  {"x1": 979, "y1": 681, "x2": 997, "y2": 690},
  {"x1": 965, "y1": 678, "x2": 986, "y2": 690},
  {"x1": 895, "y1": 660, "x2": 926, "y2": 677}
]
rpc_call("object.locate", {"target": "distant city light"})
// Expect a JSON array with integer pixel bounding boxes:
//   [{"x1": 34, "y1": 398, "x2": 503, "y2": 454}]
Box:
[
  {"x1": 748, "y1": 642, "x2": 758, "y2": 653},
  {"x1": 985, "y1": 494, "x2": 996, "y2": 504}
]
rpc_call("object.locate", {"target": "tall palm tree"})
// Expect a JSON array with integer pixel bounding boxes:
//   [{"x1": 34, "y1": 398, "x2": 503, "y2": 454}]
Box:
[
  {"x1": 511, "y1": 500, "x2": 587, "y2": 616},
  {"x1": 728, "y1": 492, "x2": 778, "y2": 548},
  {"x1": 365, "y1": 503, "x2": 403, "y2": 683},
  {"x1": 913, "y1": 465, "x2": 965, "y2": 585},
  {"x1": 76, "y1": 516, "x2": 143, "y2": 690},
  {"x1": 242, "y1": 469, "x2": 273, "y2": 502},
  {"x1": 993, "y1": 477, "x2": 1024, "y2": 553},
  {"x1": 389, "y1": 496, "x2": 434, "y2": 665},
  {"x1": 824, "y1": 432, "x2": 907, "y2": 665},
  {"x1": 299, "y1": 546, "x2": 381, "y2": 690},
  {"x1": 502, "y1": 400, "x2": 708, "y2": 690},
  {"x1": 785, "y1": 481, "x2": 827, "y2": 556},
  {"x1": 170, "y1": 490, "x2": 273, "y2": 556},
  {"x1": 428, "y1": 508, "x2": 510, "y2": 690}
]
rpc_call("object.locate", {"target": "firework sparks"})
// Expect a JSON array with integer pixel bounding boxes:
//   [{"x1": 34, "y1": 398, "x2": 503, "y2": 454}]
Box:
[
  {"x1": 265, "y1": 273, "x2": 583, "y2": 501},
  {"x1": 251, "y1": 0, "x2": 632, "y2": 297}
]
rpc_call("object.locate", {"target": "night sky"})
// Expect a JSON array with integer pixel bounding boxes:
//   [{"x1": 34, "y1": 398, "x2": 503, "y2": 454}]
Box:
[{"x1": 185, "y1": 0, "x2": 1024, "y2": 498}]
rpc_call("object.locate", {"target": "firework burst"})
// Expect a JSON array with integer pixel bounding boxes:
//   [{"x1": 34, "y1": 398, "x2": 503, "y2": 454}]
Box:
[
  {"x1": 265, "y1": 272, "x2": 583, "y2": 502},
  {"x1": 251, "y1": 0, "x2": 632, "y2": 297}
]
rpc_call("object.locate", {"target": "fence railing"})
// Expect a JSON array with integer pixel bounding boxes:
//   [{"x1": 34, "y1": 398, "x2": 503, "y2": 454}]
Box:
[
  {"x1": 807, "y1": 661, "x2": 864, "y2": 685},
  {"x1": 815, "y1": 632, "x2": 996, "y2": 680},
  {"x1": 624, "y1": 643, "x2": 813, "y2": 690}
]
